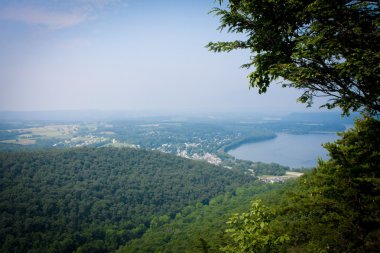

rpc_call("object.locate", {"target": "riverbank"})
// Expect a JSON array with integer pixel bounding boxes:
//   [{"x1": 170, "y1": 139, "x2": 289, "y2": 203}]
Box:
[
  {"x1": 228, "y1": 132, "x2": 339, "y2": 168},
  {"x1": 220, "y1": 131, "x2": 277, "y2": 153}
]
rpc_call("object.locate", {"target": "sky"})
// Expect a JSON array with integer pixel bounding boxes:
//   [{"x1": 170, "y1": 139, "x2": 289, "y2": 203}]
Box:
[{"x1": 0, "y1": 0, "x2": 321, "y2": 114}]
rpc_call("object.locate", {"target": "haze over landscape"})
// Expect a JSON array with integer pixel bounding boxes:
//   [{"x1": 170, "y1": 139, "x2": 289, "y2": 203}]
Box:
[
  {"x1": 0, "y1": 0, "x2": 324, "y2": 114},
  {"x1": 0, "y1": 1, "x2": 378, "y2": 253}
]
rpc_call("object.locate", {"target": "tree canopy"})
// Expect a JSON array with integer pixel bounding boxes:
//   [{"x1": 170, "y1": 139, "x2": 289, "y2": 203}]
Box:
[
  {"x1": 0, "y1": 147, "x2": 254, "y2": 253},
  {"x1": 220, "y1": 116, "x2": 380, "y2": 252},
  {"x1": 207, "y1": 0, "x2": 380, "y2": 115}
]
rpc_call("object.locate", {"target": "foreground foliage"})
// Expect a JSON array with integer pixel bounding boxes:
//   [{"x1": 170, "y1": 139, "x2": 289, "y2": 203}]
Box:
[
  {"x1": 221, "y1": 117, "x2": 380, "y2": 252},
  {"x1": 118, "y1": 182, "x2": 285, "y2": 253},
  {"x1": 221, "y1": 200, "x2": 289, "y2": 253},
  {"x1": 208, "y1": 0, "x2": 380, "y2": 115}
]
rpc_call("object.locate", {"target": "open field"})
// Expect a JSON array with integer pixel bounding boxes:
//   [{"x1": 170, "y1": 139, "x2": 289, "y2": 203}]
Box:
[
  {"x1": 0, "y1": 124, "x2": 79, "y2": 146},
  {"x1": 0, "y1": 139, "x2": 36, "y2": 145}
]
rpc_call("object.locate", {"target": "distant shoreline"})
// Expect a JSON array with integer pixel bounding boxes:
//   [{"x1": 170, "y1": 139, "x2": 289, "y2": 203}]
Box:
[
  {"x1": 220, "y1": 133, "x2": 277, "y2": 154},
  {"x1": 227, "y1": 132, "x2": 340, "y2": 168}
]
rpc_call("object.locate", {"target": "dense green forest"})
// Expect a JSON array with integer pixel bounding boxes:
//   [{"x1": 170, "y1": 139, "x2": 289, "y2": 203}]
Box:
[
  {"x1": 217, "y1": 117, "x2": 380, "y2": 252},
  {"x1": 0, "y1": 118, "x2": 375, "y2": 253},
  {"x1": 118, "y1": 182, "x2": 287, "y2": 253},
  {"x1": 204, "y1": 0, "x2": 380, "y2": 250},
  {"x1": 0, "y1": 147, "x2": 256, "y2": 252},
  {"x1": 118, "y1": 117, "x2": 380, "y2": 253},
  {"x1": 0, "y1": 0, "x2": 378, "y2": 251}
]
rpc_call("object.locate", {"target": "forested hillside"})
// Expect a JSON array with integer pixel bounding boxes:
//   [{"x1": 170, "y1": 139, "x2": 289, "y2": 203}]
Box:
[
  {"x1": 0, "y1": 0, "x2": 378, "y2": 252},
  {"x1": 205, "y1": 0, "x2": 380, "y2": 250},
  {"x1": 118, "y1": 182, "x2": 286, "y2": 253},
  {"x1": 217, "y1": 117, "x2": 380, "y2": 253},
  {"x1": 119, "y1": 117, "x2": 380, "y2": 253},
  {"x1": 0, "y1": 147, "x2": 255, "y2": 252}
]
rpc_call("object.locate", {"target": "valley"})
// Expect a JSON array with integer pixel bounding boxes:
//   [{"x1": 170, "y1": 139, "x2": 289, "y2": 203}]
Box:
[
  {"x1": 0, "y1": 112, "x2": 363, "y2": 253},
  {"x1": 0, "y1": 112, "x2": 350, "y2": 172}
]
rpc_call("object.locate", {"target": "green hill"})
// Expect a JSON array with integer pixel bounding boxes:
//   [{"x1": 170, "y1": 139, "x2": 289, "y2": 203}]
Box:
[
  {"x1": 118, "y1": 181, "x2": 286, "y2": 253},
  {"x1": 0, "y1": 147, "x2": 255, "y2": 253}
]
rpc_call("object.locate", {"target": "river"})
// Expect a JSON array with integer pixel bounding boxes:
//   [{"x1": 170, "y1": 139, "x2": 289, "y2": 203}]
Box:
[{"x1": 228, "y1": 132, "x2": 340, "y2": 168}]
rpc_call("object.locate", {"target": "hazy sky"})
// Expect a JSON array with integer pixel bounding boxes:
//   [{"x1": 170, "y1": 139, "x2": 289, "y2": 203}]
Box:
[{"x1": 0, "y1": 0, "x2": 320, "y2": 113}]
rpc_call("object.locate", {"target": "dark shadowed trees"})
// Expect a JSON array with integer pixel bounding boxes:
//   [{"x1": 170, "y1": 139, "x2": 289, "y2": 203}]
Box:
[
  {"x1": 208, "y1": 1, "x2": 380, "y2": 252},
  {"x1": 207, "y1": 0, "x2": 380, "y2": 115}
]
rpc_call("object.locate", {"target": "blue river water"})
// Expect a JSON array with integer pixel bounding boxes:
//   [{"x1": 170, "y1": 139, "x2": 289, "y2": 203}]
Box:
[{"x1": 228, "y1": 133, "x2": 340, "y2": 168}]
